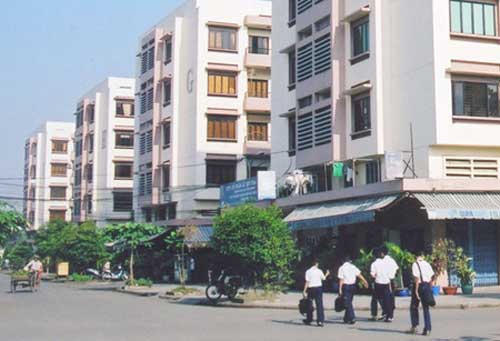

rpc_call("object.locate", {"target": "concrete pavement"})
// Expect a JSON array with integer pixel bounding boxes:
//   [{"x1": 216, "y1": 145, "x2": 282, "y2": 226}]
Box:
[{"x1": 2, "y1": 274, "x2": 500, "y2": 341}]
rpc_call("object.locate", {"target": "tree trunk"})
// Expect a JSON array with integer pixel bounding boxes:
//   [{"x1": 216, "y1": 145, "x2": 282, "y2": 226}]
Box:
[
  {"x1": 180, "y1": 244, "x2": 185, "y2": 287},
  {"x1": 129, "y1": 248, "x2": 134, "y2": 284}
]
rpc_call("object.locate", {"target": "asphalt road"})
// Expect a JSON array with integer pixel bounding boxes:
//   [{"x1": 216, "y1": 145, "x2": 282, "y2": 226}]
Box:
[{"x1": 1, "y1": 274, "x2": 500, "y2": 341}]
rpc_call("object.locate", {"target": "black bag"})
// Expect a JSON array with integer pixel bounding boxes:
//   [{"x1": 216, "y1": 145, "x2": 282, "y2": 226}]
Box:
[
  {"x1": 416, "y1": 262, "x2": 436, "y2": 307},
  {"x1": 334, "y1": 295, "x2": 345, "y2": 312},
  {"x1": 299, "y1": 298, "x2": 314, "y2": 316}
]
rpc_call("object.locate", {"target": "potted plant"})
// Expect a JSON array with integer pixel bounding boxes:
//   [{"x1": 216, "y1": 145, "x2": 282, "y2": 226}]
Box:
[
  {"x1": 429, "y1": 239, "x2": 458, "y2": 295},
  {"x1": 385, "y1": 242, "x2": 415, "y2": 296},
  {"x1": 455, "y1": 247, "x2": 475, "y2": 295}
]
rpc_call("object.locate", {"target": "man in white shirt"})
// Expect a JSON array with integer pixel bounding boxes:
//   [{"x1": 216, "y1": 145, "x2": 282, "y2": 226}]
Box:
[
  {"x1": 338, "y1": 256, "x2": 368, "y2": 324},
  {"x1": 370, "y1": 247, "x2": 396, "y2": 322},
  {"x1": 24, "y1": 255, "x2": 43, "y2": 289},
  {"x1": 303, "y1": 259, "x2": 330, "y2": 327},
  {"x1": 407, "y1": 251, "x2": 435, "y2": 336},
  {"x1": 382, "y1": 248, "x2": 399, "y2": 320}
]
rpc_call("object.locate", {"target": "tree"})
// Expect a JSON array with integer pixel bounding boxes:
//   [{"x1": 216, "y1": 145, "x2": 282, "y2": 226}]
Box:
[
  {"x1": 0, "y1": 201, "x2": 26, "y2": 247},
  {"x1": 35, "y1": 220, "x2": 108, "y2": 273},
  {"x1": 104, "y1": 223, "x2": 163, "y2": 283},
  {"x1": 3, "y1": 240, "x2": 34, "y2": 270},
  {"x1": 211, "y1": 205, "x2": 298, "y2": 291}
]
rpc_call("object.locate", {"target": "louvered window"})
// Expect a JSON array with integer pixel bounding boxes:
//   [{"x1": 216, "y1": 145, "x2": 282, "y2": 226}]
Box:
[
  {"x1": 146, "y1": 88, "x2": 154, "y2": 111},
  {"x1": 147, "y1": 47, "x2": 155, "y2": 70},
  {"x1": 141, "y1": 53, "x2": 148, "y2": 74},
  {"x1": 297, "y1": 113, "x2": 313, "y2": 151},
  {"x1": 139, "y1": 174, "x2": 145, "y2": 196},
  {"x1": 297, "y1": 0, "x2": 313, "y2": 14},
  {"x1": 445, "y1": 158, "x2": 499, "y2": 178},
  {"x1": 140, "y1": 92, "x2": 147, "y2": 114},
  {"x1": 314, "y1": 34, "x2": 331, "y2": 75},
  {"x1": 146, "y1": 130, "x2": 153, "y2": 153},
  {"x1": 140, "y1": 133, "x2": 146, "y2": 155},
  {"x1": 314, "y1": 106, "x2": 332, "y2": 146},
  {"x1": 297, "y1": 42, "x2": 313, "y2": 82},
  {"x1": 145, "y1": 172, "x2": 153, "y2": 194}
]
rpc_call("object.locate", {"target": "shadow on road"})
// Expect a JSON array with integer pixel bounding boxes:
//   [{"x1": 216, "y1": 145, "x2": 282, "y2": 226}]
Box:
[
  {"x1": 78, "y1": 287, "x2": 118, "y2": 292},
  {"x1": 356, "y1": 327, "x2": 408, "y2": 335}
]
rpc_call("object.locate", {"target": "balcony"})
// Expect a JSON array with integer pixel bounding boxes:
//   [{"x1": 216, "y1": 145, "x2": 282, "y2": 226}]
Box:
[
  {"x1": 244, "y1": 134, "x2": 271, "y2": 155},
  {"x1": 244, "y1": 47, "x2": 271, "y2": 69},
  {"x1": 244, "y1": 15, "x2": 272, "y2": 30},
  {"x1": 244, "y1": 91, "x2": 271, "y2": 113}
]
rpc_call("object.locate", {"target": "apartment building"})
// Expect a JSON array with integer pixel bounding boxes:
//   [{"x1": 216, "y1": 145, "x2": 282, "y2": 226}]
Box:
[
  {"x1": 72, "y1": 77, "x2": 136, "y2": 227},
  {"x1": 272, "y1": 0, "x2": 500, "y2": 286},
  {"x1": 23, "y1": 122, "x2": 75, "y2": 230},
  {"x1": 133, "y1": 0, "x2": 272, "y2": 225}
]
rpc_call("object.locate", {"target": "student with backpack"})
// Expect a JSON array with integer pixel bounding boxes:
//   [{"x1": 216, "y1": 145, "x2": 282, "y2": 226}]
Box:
[{"x1": 302, "y1": 258, "x2": 330, "y2": 327}]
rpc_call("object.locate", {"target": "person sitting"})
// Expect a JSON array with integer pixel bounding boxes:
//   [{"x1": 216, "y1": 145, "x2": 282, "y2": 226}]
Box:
[{"x1": 24, "y1": 255, "x2": 43, "y2": 288}]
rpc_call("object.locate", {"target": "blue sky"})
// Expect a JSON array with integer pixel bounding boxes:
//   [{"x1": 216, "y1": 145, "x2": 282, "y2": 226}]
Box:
[{"x1": 0, "y1": 0, "x2": 182, "y2": 201}]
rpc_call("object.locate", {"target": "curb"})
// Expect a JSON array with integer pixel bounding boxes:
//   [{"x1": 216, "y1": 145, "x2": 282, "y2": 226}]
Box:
[{"x1": 115, "y1": 288, "x2": 159, "y2": 297}]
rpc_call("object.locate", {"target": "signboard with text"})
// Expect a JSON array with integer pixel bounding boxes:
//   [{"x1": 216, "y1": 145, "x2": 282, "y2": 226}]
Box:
[{"x1": 220, "y1": 171, "x2": 276, "y2": 207}]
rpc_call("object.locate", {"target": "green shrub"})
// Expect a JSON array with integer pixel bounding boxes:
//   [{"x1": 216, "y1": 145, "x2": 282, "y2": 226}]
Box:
[
  {"x1": 3, "y1": 240, "x2": 34, "y2": 270},
  {"x1": 127, "y1": 278, "x2": 153, "y2": 287},
  {"x1": 69, "y1": 273, "x2": 93, "y2": 282}
]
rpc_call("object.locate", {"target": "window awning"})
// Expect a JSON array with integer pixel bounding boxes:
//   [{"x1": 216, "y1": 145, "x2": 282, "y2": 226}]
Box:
[
  {"x1": 284, "y1": 195, "x2": 400, "y2": 231},
  {"x1": 413, "y1": 192, "x2": 500, "y2": 220}
]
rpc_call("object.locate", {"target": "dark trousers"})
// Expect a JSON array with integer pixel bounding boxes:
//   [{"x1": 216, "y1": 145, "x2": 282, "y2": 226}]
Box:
[
  {"x1": 375, "y1": 283, "x2": 394, "y2": 319},
  {"x1": 410, "y1": 283, "x2": 432, "y2": 331},
  {"x1": 306, "y1": 287, "x2": 324, "y2": 323},
  {"x1": 370, "y1": 285, "x2": 385, "y2": 317},
  {"x1": 342, "y1": 284, "x2": 356, "y2": 322}
]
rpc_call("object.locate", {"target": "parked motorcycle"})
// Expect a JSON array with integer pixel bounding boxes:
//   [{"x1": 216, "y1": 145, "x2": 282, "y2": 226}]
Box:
[
  {"x1": 85, "y1": 266, "x2": 128, "y2": 281},
  {"x1": 205, "y1": 270, "x2": 242, "y2": 304}
]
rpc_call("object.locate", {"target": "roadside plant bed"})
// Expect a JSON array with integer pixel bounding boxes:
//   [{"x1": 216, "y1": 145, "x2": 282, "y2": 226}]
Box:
[
  {"x1": 240, "y1": 290, "x2": 279, "y2": 303},
  {"x1": 69, "y1": 273, "x2": 93, "y2": 282},
  {"x1": 126, "y1": 278, "x2": 153, "y2": 288},
  {"x1": 165, "y1": 286, "x2": 202, "y2": 297}
]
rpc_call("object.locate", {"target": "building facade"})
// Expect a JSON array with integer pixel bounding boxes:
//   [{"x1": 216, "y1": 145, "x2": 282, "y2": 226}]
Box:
[
  {"x1": 133, "y1": 0, "x2": 272, "y2": 225},
  {"x1": 272, "y1": 0, "x2": 500, "y2": 286},
  {"x1": 23, "y1": 122, "x2": 75, "y2": 230},
  {"x1": 72, "y1": 77, "x2": 136, "y2": 227}
]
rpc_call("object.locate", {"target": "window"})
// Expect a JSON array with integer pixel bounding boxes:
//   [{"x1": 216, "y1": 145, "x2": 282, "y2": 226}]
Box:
[
  {"x1": 75, "y1": 140, "x2": 82, "y2": 157},
  {"x1": 314, "y1": 105, "x2": 332, "y2": 146},
  {"x1": 116, "y1": 101, "x2": 134, "y2": 117},
  {"x1": 87, "y1": 105, "x2": 95, "y2": 124},
  {"x1": 315, "y1": 15, "x2": 330, "y2": 32},
  {"x1": 288, "y1": 50, "x2": 296, "y2": 88},
  {"x1": 206, "y1": 160, "x2": 236, "y2": 186},
  {"x1": 297, "y1": 42, "x2": 313, "y2": 82},
  {"x1": 351, "y1": 16, "x2": 370, "y2": 63},
  {"x1": 163, "y1": 79, "x2": 171, "y2": 106},
  {"x1": 147, "y1": 46, "x2": 155, "y2": 70},
  {"x1": 51, "y1": 140, "x2": 68, "y2": 154},
  {"x1": 365, "y1": 161, "x2": 380, "y2": 184},
  {"x1": 140, "y1": 92, "x2": 147, "y2": 114},
  {"x1": 450, "y1": 0, "x2": 497, "y2": 36},
  {"x1": 314, "y1": 34, "x2": 331, "y2": 74},
  {"x1": 288, "y1": 116, "x2": 296, "y2": 155},
  {"x1": 298, "y1": 26, "x2": 313, "y2": 41},
  {"x1": 139, "y1": 174, "x2": 145, "y2": 196},
  {"x1": 250, "y1": 166, "x2": 268, "y2": 178},
  {"x1": 140, "y1": 130, "x2": 153, "y2": 154},
  {"x1": 249, "y1": 36, "x2": 269, "y2": 54},
  {"x1": 297, "y1": 0, "x2": 313, "y2": 14},
  {"x1": 76, "y1": 110, "x2": 84, "y2": 128},
  {"x1": 143, "y1": 208, "x2": 152, "y2": 222},
  {"x1": 208, "y1": 71, "x2": 237, "y2": 96},
  {"x1": 147, "y1": 88, "x2": 154, "y2": 111},
  {"x1": 445, "y1": 157, "x2": 499, "y2": 178},
  {"x1": 145, "y1": 172, "x2": 153, "y2": 195},
  {"x1": 51, "y1": 163, "x2": 67, "y2": 177},
  {"x1": 115, "y1": 162, "x2": 133, "y2": 179},
  {"x1": 163, "y1": 123, "x2": 171, "y2": 149},
  {"x1": 115, "y1": 131, "x2": 134, "y2": 148},
  {"x1": 452, "y1": 80, "x2": 499, "y2": 117},
  {"x1": 49, "y1": 210, "x2": 66, "y2": 221},
  {"x1": 209, "y1": 26, "x2": 237, "y2": 51},
  {"x1": 87, "y1": 134, "x2": 94, "y2": 154},
  {"x1": 248, "y1": 122, "x2": 268, "y2": 141},
  {"x1": 74, "y1": 167, "x2": 81, "y2": 186},
  {"x1": 141, "y1": 51, "x2": 148, "y2": 74},
  {"x1": 50, "y1": 187, "x2": 66, "y2": 200},
  {"x1": 352, "y1": 93, "x2": 371, "y2": 135},
  {"x1": 30, "y1": 165, "x2": 36, "y2": 179},
  {"x1": 165, "y1": 37, "x2": 172, "y2": 64},
  {"x1": 113, "y1": 192, "x2": 133, "y2": 212},
  {"x1": 289, "y1": 0, "x2": 297, "y2": 26},
  {"x1": 162, "y1": 165, "x2": 170, "y2": 192},
  {"x1": 207, "y1": 115, "x2": 237, "y2": 141},
  {"x1": 86, "y1": 194, "x2": 93, "y2": 214},
  {"x1": 86, "y1": 164, "x2": 93, "y2": 182},
  {"x1": 299, "y1": 95, "x2": 313, "y2": 109},
  {"x1": 248, "y1": 79, "x2": 269, "y2": 98}
]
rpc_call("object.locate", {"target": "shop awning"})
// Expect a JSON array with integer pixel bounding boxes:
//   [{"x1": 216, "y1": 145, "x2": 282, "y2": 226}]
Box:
[
  {"x1": 185, "y1": 226, "x2": 213, "y2": 246},
  {"x1": 413, "y1": 192, "x2": 500, "y2": 220},
  {"x1": 284, "y1": 195, "x2": 400, "y2": 231}
]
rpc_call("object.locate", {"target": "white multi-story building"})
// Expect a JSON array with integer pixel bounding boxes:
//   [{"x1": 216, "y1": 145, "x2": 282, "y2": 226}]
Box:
[
  {"x1": 133, "y1": 0, "x2": 272, "y2": 225},
  {"x1": 72, "y1": 77, "x2": 136, "y2": 227},
  {"x1": 272, "y1": 0, "x2": 500, "y2": 286},
  {"x1": 23, "y1": 122, "x2": 75, "y2": 230}
]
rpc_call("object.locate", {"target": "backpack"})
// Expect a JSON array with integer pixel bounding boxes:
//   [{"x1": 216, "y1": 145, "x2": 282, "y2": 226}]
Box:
[
  {"x1": 299, "y1": 298, "x2": 314, "y2": 316},
  {"x1": 334, "y1": 295, "x2": 345, "y2": 312}
]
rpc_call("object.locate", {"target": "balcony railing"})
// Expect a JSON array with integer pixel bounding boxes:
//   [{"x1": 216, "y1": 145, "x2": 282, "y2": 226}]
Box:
[
  {"x1": 248, "y1": 89, "x2": 269, "y2": 98},
  {"x1": 248, "y1": 47, "x2": 270, "y2": 55}
]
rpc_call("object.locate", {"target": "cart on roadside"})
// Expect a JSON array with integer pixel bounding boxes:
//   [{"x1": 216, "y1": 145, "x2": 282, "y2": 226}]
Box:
[{"x1": 10, "y1": 272, "x2": 36, "y2": 293}]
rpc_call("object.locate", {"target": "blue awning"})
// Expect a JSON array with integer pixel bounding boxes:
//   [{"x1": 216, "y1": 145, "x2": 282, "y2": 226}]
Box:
[
  {"x1": 413, "y1": 192, "x2": 500, "y2": 220},
  {"x1": 284, "y1": 195, "x2": 400, "y2": 231}
]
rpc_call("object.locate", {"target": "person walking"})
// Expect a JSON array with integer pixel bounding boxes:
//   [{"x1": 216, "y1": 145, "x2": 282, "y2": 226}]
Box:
[
  {"x1": 369, "y1": 248, "x2": 385, "y2": 321},
  {"x1": 371, "y1": 247, "x2": 396, "y2": 322},
  {"x1": 338, "y1": 256, "x2": 368, "y2": 324},
  {"x1": 303, "y1": 259, "x2": 330, "y2": 327},
  {"x1": 407, "y1": 252, "x2": 435, "y2": 336}
]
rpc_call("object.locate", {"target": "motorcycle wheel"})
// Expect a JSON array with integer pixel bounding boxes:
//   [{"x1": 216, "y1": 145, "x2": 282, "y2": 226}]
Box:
[
  {"x1": 227, "y1": 285, "x2": 239, "y2": 301},
  {"x1": 205, "y1": 285, "x2": 222, "y2": 304}
]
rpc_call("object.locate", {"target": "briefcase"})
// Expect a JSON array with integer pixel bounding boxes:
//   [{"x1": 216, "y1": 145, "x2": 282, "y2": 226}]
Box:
[
  {"x1": 334, "y1": 295, "x2": 345, "y2": 312},
  {"x1": 299, "y1": 298, "x2": 314, "y2": 316}
]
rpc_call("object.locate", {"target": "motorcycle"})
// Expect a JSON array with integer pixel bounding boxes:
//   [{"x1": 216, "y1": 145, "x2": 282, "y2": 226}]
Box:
[
  {"x1": 85, "y1": 266, "x2": 129, "y2": 281},
  {"x1": 205, "y1": 270, "x2": 242, "y2": 304}
]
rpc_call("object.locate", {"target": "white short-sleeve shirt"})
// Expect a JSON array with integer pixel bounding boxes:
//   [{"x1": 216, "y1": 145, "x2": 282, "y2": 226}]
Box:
[
  {"x1": 371, "y1": 258, "x2": 392, "y2": 285},
  {"x1": 337, "y1": 262, "x2": 361, "y2": 285},
  {"x1": 383, "y1": 255, "x2": 399, "y2": 280},
  {"x1": 305, "y1": 265, "x2": 326, "y2": 288},
  {"x1": 412, "y1": 260, "x2": 434, "y2": 283}
]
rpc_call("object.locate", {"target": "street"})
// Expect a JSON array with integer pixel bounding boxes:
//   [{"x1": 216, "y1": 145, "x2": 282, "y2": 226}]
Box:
[{"x1": 1, "y1": 275, "x2": 500, "y2": 341}]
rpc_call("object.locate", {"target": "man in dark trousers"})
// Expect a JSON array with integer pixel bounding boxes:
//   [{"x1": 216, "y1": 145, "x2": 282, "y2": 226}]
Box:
[
  {"x1": 370, "y1": 248, "x2": 396, "y2": 322},
  {"x1": 338, "y1": 256, "x2": 368, "y2": 324},
  {"x1": 303, "y1": 259, "x2": 330, "y2": 327}
]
